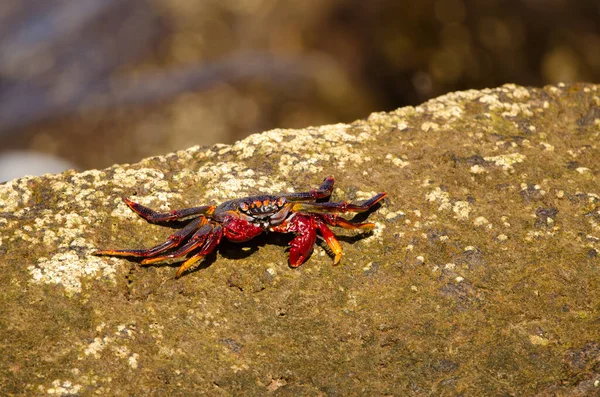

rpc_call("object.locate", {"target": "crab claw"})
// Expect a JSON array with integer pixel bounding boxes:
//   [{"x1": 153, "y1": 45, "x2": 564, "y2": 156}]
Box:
[
  {"x1": 222, "y1": 215, "x2": 264, "y2": 242},
  {"x1": 285, "y1": 215, "x2": 317, "y2": 267}
]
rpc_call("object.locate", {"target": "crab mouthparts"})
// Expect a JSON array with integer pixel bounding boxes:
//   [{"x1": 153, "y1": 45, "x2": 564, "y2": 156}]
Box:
[{"x1": 253, "y1": 218, "x2": 271, "y2": 229}]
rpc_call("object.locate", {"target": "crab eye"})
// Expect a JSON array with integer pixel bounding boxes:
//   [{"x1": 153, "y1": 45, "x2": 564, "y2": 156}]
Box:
[
  {"x1": 240, "y1": 202, "x2": 249, "y2": 211},
  {"x1": 277, "y1": 197, "x2": 285, "y2": 206}
]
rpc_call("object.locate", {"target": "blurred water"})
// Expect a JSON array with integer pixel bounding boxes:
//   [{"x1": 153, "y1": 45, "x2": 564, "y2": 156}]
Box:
[{"x1": 0, "y1": 151, "x2": 75, "y2": 182}]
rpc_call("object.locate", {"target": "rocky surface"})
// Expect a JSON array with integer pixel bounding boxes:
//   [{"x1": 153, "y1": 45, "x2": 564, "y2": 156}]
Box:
[{"x1": 2, "y1": 83, "x2": 600, "y2": 395}]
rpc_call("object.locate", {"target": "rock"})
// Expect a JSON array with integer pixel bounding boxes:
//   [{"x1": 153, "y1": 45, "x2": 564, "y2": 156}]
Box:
[{"x1": 2, "y1": 83, "x2": 600, "y2": 395}]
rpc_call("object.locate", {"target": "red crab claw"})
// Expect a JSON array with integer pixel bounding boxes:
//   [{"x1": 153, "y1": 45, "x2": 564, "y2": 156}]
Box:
[
  {"x1": 283, "y1": 215, "x2": 344, "y2": 267},
  {"x1": 221, "y1": 214, "x2": 264, "y2": 242},
  {"x1": 285, "y1": 215, "x2": 318, "y2": 267}
]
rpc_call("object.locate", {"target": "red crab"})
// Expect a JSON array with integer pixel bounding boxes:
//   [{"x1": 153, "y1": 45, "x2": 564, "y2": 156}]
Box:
[{"x1": 95, "y1": 177, "x2": 386, "y2": 278}]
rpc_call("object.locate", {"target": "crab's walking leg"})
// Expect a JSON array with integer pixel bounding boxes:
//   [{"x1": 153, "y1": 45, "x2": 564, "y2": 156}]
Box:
[
  {"x1": 315, "y1": 214, "x2": 379, "y2": 264},
  {"x1": 319, "y1": 214, "x2": 376, "y2": 230},
  {"x1": 141, "y1": 223, "x2": 213, "y2": 265},
  {"x1": 283, "y1": 177, "x2": 335, "y2": 201},
  {"x1": 175, "y1": 224, "x2": 223, "y2": 278},
  {"x1": 123, "y1": 197, "x2": 215, "y2": 222},
  {"x1": 314, "y1": 219, "x2": 343, "y2": 265},
  {"x1": 94, "y1": 216, "x2": 206, "y2": 258},
  {"x1": 291, "y1": 192, "x2": 386, "y2": 214}
]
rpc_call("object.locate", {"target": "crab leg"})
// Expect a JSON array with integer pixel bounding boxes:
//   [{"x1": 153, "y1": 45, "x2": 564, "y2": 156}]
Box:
[
  {"x1": 291, "y1": 192, "x2": 386, "y2": 214},
  {"x1": 316, "y1": 214, "x2": 379, "y2": 264},
  {"x1": 283, "y1": 177, "x2": 334, "y2": 201},
  {"x1": 140, "y1": 223, "x2": 214, "y2": 265},
  {"x1": 94, "y1": 216, "x2": 207, "y2": 258},
  {"x1": 175, "y1": 224, "x2": 224, "y2": 278},
  {"x1": 319, "y1": 214, "x2": 376, "y2": 230},
  {"x1": 122, "y1": 197, "x2": 215, "y2": 222},
  {"x1": 315, "y1": 219, "x2": 343, "y2": 265}
]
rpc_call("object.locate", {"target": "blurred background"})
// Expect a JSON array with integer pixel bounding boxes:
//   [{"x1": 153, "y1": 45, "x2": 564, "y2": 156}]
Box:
[{"x1": 1, "y1": 0, "x2": 599, "y2": 181}]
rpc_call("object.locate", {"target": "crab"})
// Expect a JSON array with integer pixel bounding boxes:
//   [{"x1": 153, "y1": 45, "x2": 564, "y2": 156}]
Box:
[{"x1": 94, "y1": 177, "x2": 386, "y2": 278}]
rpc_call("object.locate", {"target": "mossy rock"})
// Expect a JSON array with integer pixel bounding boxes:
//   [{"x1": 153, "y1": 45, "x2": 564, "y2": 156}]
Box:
[{"x1": 2, "y1": 83, "x2": 600, "y2": 395}]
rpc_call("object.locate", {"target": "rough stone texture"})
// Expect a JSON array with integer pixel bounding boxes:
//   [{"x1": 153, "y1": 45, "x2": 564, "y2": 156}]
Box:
[{"x1": 2, "y1": 83, "x2": 600, "y2": 395}]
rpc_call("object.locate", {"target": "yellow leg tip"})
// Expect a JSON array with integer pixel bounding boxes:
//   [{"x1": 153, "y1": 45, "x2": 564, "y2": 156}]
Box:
[
  {"x1": 94, "y1": 250, "x2": 121, "y2": 256},
  {"x1": 175, "y1": 255, "x2": 204, "y2": 278},
  {"x1": 332, "y1": 253, "x2": 342, "y2": 266}
]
